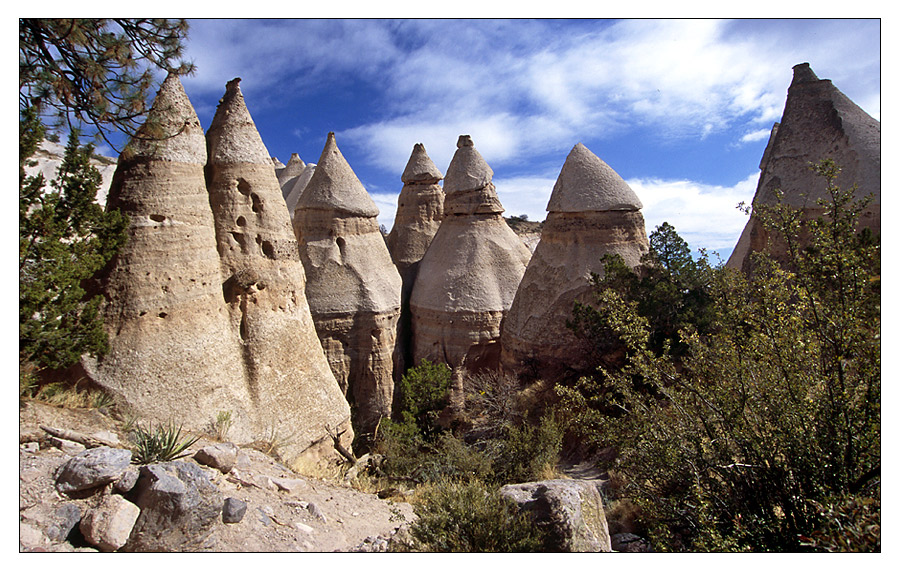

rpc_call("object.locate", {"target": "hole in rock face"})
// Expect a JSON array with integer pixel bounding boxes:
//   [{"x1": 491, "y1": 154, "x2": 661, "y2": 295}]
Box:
[
  {"x1": 236, "y1": 216, "x2": 246, "y2": 226},
  {"x1": 336, "y1": 237, "x2": 346, "y2": 255},
  {"x1": 261, "y1": 240, "x2": 276, "y2": 259},
  {"x1": 237, "y1": 178, "x2": 251, "y2": 196},
  {"x1": 251, "y1": 193, "x2": 263, "y2": 213},
  {"x1": 158, "y1": 312, "x2": 168, "y2": 318},
  {"x1": 149, "y1": 214, "x2": 165, "y2": 222}
]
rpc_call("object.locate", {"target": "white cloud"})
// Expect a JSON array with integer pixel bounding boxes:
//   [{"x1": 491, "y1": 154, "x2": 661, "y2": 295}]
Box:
[
  {"x1": 740, "y1": 128, "x2": 773, "y2": 144},
  {"x1": 628, "y1": 173, "x2": 760, "y2": 254}
]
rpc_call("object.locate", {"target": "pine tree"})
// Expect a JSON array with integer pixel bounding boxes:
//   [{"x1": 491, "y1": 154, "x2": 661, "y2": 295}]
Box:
[{"x1": 19, "y1": 110, "x2": 128, "y2": 370}]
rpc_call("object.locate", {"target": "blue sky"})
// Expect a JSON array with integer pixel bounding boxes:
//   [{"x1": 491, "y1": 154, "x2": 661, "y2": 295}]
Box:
[{"x1": 130, "y1": 18, "x2": 881, "y2": 261}]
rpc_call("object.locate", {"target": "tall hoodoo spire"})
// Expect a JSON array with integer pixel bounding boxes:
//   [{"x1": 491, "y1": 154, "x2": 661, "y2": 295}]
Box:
[
  {"x1": 726, "y1": 63, "x2": 880, "y2": 271},
  {"x1": 501, "y1": 142, "x2": 650, "y2": 382},
  {"x1": 85, "y1": 74, "x2": 255, "y2": 444},
  {"x1": 410, "y1": 135, "x2": 531, "y2": 407},
  {"x1": 206, "y1": 78, "x2": 354, "y2": 466},
  {"x1": 386, "y1": 143, "x2": 445, "y2": 382},
  {"x1": 294, "y1": 132, "x2": 401, "y2": 448}
]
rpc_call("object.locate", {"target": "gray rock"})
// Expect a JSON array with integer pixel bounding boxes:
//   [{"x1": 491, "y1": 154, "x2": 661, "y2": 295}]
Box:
[
  {"x1": 194, "y1": 443, "x2": 238, "y2": 474},
  {"x1": 114, "y1": 467, "x2": 140, "y2": 493},
  {"x1": 500, "y1": 479, "x2": 611, "y2": 552},
  {"x1": 80, "y1": 494, "x2": 141, "y2": 552},
  {"x1": 21, "y1": 442, "x2": 40, "y2": 454},
  {"x1": 49, "y1": 436, "x2": 87, "y2": 455},
  {"x1": 124, "y1": 461, "x2": 223, "y2": 552},
  {"x1": 611, "y1": 532, "x2": 653, "y2": 552},
  {"x1": 20, "y1": 503, "x2": 82, "y2": 543},
  {"x1": 222, "y1": 497, "x2": 247, "y2": 524},
  {"x1": 307, "y1": 501, "x2": 327, "y2": 523},
  {"x1": 54, "y1": 446, "x2": 132, "y2": 494}
]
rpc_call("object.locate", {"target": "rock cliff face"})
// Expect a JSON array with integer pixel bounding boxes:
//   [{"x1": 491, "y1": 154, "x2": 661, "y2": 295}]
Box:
[
  {"x1": 727, "y1": 63, "x2": 881, "y2": 271},
  {"x1": 283, "y1": 161, "x2": 316, "y2": 218},
  {"x1": 84, "y1": 74, "x2": 255, "y2": 445},
  {"x1": 205, "y1": 78, "x2": 353, "y2": 465},
  {"x1": 293, "y1": 132, "x2": 401, "y2": 444},
  {"x1": 386, "y1": 143, "x2": 444, "y2": 377},
  {"x1": 501, "y1": 143, "x2": 649, "y2": 380},
  {"x1": 410, "y1": 136, "x2": 531, "y2": 401}
]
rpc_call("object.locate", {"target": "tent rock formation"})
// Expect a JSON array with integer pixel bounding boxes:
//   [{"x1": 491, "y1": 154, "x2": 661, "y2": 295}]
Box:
[
  {"x1": 84, "y1": 75, "x2": 352, "y2": 469},
  {"x1": 501, "y1": 143, "x2": 649, "y2": 380},
  {"x1": 293, "y1": 132, "x2": 401, "y2": 444},
  {"x1": 410, "y1": 135, "x2": 531, "y2": 404},
  {"x1": 727, "y1": 63, "x2": 880, "y2": 271}
]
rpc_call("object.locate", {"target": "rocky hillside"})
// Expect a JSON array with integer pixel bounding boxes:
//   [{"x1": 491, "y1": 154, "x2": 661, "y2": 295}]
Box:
[{"x1": 19, "y1": 400, "x2": 413, "y2": 552}]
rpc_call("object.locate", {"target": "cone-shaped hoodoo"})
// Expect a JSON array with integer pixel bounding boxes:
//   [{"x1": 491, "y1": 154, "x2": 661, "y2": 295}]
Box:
[
  {"x1": 727, "y1": 63, "x2": 880, "y2": 271},
  {"x1": 205, "y1": 78, "x2": 353, "y2": 465},
  {"x1": 294, "y1": 132, "x2": 401, "y2": 448},
  {"x1": 410, "y1": 135, "x2": 531, "y2": 405},
  {"x1": 500, "y1": 143, "x2": 649, "y2": 381},
  {"x1": 84, "y1": 74, "x2": 254, "y2": 440},
  {"x1": 386, "y1": 143, "x2": 445, "y2": 378}
]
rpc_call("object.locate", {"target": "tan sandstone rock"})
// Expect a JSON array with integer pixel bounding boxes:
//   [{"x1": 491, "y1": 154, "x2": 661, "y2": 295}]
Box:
[
  {"x1": 500, "y1": 143, "x2": 649, "y2": 380},
  {"x1": 386, "y1": 143, "x2": 444, "y2": 376},
  {"x1": 293, "y1": 132, "x2": 401, "y2": 444},
  {"x1": 283, "y1": 161, "x2": 317, "y2": 219},
  {"x1": 277, "y1": 152, "x2": 306, "y2": 193},
  {"x1": 727, "y1": 63, "x2": 881, "y2": 271},
  {"x1": 205, "y1": 78, "x2": 354, "y2": 466},
  {"x1": 410, "y1": 135, "x2": 531, "y2": 400},
  {"x1": 84, "y1": 74, "x2": 256, "y2": 441}
]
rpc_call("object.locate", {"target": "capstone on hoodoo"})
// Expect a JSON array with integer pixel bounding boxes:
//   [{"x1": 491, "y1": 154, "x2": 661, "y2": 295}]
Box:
[
  {"x1": 727, "y1": 63, "x2": 881, "y2": 272},
  {"x1": 410, "y1": 135, "x2": 531, "y2": 404},
  {"x1": 293, "y1": 132, "x2": 402, "y2": 446},
  {"x1": 500, "y1": 142, "x2": 649, "y2": 381}
]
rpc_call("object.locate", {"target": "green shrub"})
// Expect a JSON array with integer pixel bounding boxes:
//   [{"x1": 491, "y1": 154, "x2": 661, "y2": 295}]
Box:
[
  {"x1": 408, "y1": 479, "x2": 549, "y2": 552},
  {"x1": 129, "y1": 421, "x2": 199, "y2": 464},
  {"x1": 558, "y1": 160, "x2": 880, "y2": 551}
]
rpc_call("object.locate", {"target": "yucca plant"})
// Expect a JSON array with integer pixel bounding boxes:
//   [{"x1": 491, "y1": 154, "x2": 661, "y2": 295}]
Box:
[{"x1": 129, "y1": 421, "x2": 199, "y2": 464}]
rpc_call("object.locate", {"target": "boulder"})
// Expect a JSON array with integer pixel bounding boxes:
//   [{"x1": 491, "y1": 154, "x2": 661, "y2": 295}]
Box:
[
  {"x1": 294, "y1": 132, "x2": 402, "y2": 444},
  {"x1": 194, "y1": 443, "x2": 239, "y2": 474},
  {"x1": 410, "y1": 135, "x2": 531, "y2": 403},
  {"x1": 727, "y1": 63, "x2": 881, "y2": 271},
  {"x1": 500, "y1": 479, "x2": 611, "y2": 552},
  {"x1": 206, "y1": 78, "x2": 354, "y2": 468},
  {"x1": 54, "y1": 446, "x2": 132, "y2": 494},
  {"x1": 501, "y1": 143, "x2": 649, "y2": 381},
  {"x1": 124, "y1": 461, "x2": 223, "y2": 552},
  {"x1": 80, "y1": 494, "x2": 141, "y2": 552},
  {"x1": 19, "y1": 503, "x2": 82, "y2": 543}
]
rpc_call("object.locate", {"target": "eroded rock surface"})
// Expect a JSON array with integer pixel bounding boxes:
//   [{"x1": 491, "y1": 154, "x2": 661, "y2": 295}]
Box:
[
  {"x1": 727, "y1": 63, "x2": 881, "y2": 271},
  {"x1": 294, "y1": 132, "x2": 401, "y2": 444},
  {"x1": 501, "y1": 143, "x2": 649, "y2": 380},
  {"x1": 205, "y1": 78, "x2": 354, "y2": 467},
  {"x1": 410, "y1": 135, "x2": 531, "y2": 403}
]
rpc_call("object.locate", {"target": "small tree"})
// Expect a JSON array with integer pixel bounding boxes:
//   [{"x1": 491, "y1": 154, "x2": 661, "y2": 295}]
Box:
[{"x1": 19, "y1": 109, "x2": 128, "y2": 370}]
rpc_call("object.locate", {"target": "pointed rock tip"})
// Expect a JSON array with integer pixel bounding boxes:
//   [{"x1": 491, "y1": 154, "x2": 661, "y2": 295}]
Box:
[
  {"x1": 402, "y1": 142, "x2": 443, "y2": 183},
  {"x1": 546, "y1": 143, "x2": 642, "y2": 212},
  {"x1": 444, "y1": 135, "x2": 493, "y2": 193},
  {"x1": 791, "y1": 63, "x2": 820, "y2": 84},
  {"x1": 298, "y1": 132, "x2": 379, "y2": 217}
]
